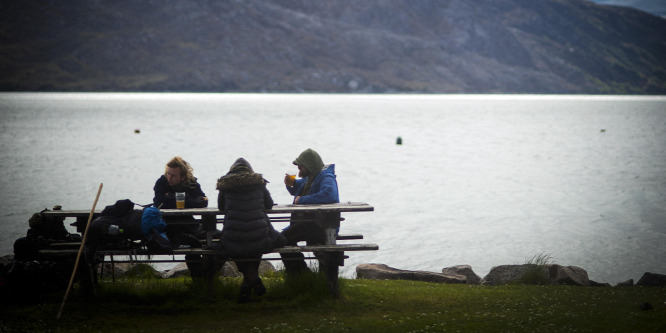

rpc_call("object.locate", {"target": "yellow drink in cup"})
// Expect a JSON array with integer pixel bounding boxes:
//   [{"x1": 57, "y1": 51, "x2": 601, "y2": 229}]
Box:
[
  {"x1": 175, "y1": 192, "x2": 186, "y2": 209},
  {"x1": 286, "y1": 174, "x2": 296, "y2": 187}
]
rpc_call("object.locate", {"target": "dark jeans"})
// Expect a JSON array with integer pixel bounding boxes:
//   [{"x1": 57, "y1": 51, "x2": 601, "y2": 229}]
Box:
[
  {"x1": 280, "y1": 221, "x2": 326, "y2": 275},
  {"x1": 236, "y1": 257, "x2": 261, "y2": 282}
]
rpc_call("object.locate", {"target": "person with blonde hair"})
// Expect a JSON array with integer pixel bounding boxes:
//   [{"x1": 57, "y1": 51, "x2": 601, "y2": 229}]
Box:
[
  {"x1": 154, "y1": 156, "x2": 203, "y2": 204},
  {"x1": 153, "y1": 156, "x2": 209, "y2": 278}
]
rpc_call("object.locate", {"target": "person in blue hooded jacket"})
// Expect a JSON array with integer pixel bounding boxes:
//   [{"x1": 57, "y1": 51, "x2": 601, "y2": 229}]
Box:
[
  {"x1": 280, "y1": 148, "x2": 339, "y2": 275},
  {"x1": 285, "y1": 148, "x2": 339, "y2": 205}
]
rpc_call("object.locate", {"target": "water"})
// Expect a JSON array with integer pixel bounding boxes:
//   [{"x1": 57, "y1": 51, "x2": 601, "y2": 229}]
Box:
[{"x1": 1, "y1": 92, "x2": 665, "y2": 284}]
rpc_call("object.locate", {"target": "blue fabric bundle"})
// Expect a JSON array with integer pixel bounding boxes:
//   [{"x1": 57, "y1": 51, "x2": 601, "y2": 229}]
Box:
[{"x1": 141, "y1": 206, "x2": 168, "y2": 239}]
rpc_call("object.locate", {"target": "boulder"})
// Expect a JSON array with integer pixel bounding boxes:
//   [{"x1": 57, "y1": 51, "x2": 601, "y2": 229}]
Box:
[
  {"x1": 219, "y1": 261, "x2": 277, "y2": 277},
  {"x1": 97, "y1": 262, "x2": 132, "y2": 279},
  {"x1": 0, "y1": 255, "x2": 13, "y2": 268},
  {"x1": 120, "y1": 263, "x2": 162, "y2": 279},
  {"x1": 549, "y1": 264, "x2": 589, "y2": 286},
  {"x1": 356, "y1": 263, "x2": 466, "y2": 284},
  {"x1": 481, "y1": 264, "x2": 590, "y2": 286},
  {"x1": 616, "y1": 279, "x2": 634, "y2": 287},
  {"x1": 164, "y1": 263, "x2": 190, "y2": 279},
  {"x1": 220, "y1": 262, "x2": 242, "y2": 278},
  {"x1": 482, "y1": 264, "x2": 546, "y2": 285},
  {"x1": 258, "y1": 261, "x2": 277, "y2": 275},
  {"x1": 636, "y1": 272, "x2": 666, "y2": 287},
  {"x1": 442, "y1": 265, "x2": 481, "y2": 285},
  {"x1": 589, "y1": 280, "x2": 611, "y2": 287},
  {"x1": 639, "y1": 302, "x2": 653, "y2": 310},
  {"x1": 163, "y1": 260, "x2": 277, "y2": 279}
]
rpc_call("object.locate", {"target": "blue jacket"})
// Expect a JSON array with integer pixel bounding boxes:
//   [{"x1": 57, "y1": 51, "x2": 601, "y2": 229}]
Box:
[{"x1": 287, "y1": 164, "x2": 339, "y2": 204}]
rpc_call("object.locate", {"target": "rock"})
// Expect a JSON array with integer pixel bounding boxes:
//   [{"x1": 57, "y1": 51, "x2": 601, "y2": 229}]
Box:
[
  {"x1": 549, "y1": 264, "x2": 589, "y2": 286},
  {"x1": 120, "y1": 263, "x2": 162, "y2": 279},
  {"x1": 589, "y1": 280, "x2": 611, "y2": 287},
  {"x1": 636, "y1": 272, "x2": 666, "y2": 287},
  {"x1": 442, "y1": 265, "x2": 481, "y2": 285},
  {"x1": 160, "y1": 260, "x2": 277, "y2": 279},
  {"x1": 0, "y1": 255, "x2": 13, "y2": 267},
  {"x1": 482, "y1": 264, "x2": 589, "y2": 286},
  {"x1": 356, "y1": 263, "x2": 466, "y2": 284},
  {"x1": 482, "y1": 265, "x2": 546, "y2": 285},
  {"x1": 220, "y1": 262, "x2": 242, "y2": 278},
  {"x1": 97, "y1": 263, "x2": 132, "y2": 279},
  {"x1": 258, "y1": 261, "x2": 276, "y2": 276},
  {"x1": 164, "y1": 263, "x2": 190, "y2": 279},
  {"x1": 616, "y1": 279, "x2": 634, "y2": 287},
  {"x1": 639, "y1": 302, "x2": 653, "y2": 310}
]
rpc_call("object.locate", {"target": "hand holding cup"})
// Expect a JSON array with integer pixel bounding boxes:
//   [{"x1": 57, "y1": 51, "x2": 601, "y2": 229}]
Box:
[{"x1": 285, "y1": 173, "x2": 296, "y2": 187}]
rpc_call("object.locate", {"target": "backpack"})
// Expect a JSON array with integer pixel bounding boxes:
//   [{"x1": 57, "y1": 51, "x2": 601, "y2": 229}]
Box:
[
  {"x1": 87, "y1": 202, "x2": 173, "y2": 254},
  {"x1": 100, "y1": 199, "x2": 135, "y2": 218},
  {"x1": 100, "y1": 199, "x2": 143, "y2": 240},
  {"x1": 87, "y1": 199, "x2": 142, "y2": 249},
  {"x1": 141, "y1": 206, "x2": 172, "y2": 254},
  {"x1": 28, "y1": 206, "x2": 70, "y2": 241},
  {"x1": 15, "y1": 206, "x2": 81, "y2": 262}
]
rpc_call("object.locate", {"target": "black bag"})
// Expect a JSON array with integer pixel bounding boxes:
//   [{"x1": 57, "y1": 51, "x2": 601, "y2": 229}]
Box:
[
  {"x1": 28, "y1": 206, "x2": 69, "y2": 241},
  {"x1": 16, "y1": 206, "x2": 80, "y2": 262},
  {"x1": 88, "y1": 199, "x2": 146, "y2": 247},
  {"x1": 101, "y1": 199, "x2": 136, "y2": 218}
]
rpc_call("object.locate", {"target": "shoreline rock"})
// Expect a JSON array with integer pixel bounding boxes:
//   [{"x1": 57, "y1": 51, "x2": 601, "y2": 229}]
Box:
[
  {"x1": 481, "y1": 264, "x2": 590, "y2": 286},
  {"x1": 354, "y1": 262, "x2": 666, "y2": 287},
  {"x1": 1, "y1": 253, "x2": 664, "y2": 287},
  {"x1": 356, "y1": 263, "x2": 466, "y2": 284}
]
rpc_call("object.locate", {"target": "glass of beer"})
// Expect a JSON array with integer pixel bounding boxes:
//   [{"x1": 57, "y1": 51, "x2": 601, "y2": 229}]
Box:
[
  {"x1": 286, "y1": 173, "x2": 296, "y2": 187},
  {"x1": 175, "y1": 192, "x2": 186, "y2": 209}
]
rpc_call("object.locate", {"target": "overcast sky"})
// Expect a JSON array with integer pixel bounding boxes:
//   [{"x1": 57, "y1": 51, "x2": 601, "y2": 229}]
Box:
[{"x1": 589, "y1": 0, "x2": 666, "y2": 16}]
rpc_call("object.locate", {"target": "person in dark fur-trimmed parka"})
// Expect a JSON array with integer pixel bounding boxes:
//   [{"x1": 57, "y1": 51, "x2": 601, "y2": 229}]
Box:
[{"x1": 215, "y1": 158, "x2": 286, "y2": 302}]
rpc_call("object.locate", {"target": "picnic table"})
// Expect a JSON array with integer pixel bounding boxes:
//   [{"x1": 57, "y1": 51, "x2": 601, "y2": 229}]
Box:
[{"x1": 38, "y1": 202, "x2": 378, "y2": 297}]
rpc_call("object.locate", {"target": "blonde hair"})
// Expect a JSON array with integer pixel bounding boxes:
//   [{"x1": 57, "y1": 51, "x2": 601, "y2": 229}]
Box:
[{"x1": 164, "y1": 156, "x2": 196, "y2": 184}]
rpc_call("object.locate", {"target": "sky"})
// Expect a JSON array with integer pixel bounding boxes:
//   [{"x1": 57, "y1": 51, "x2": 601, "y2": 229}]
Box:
[{"x1": 589, "y1": 0, "x2": 666, "y2": 17}]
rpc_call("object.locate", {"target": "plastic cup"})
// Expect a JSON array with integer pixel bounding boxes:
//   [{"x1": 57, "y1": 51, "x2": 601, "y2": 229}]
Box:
[
  {"x1": 175, "y1": 192, "x2": 186, "y2": 209},
  {"x1": 286, "y1": 174, "x2": 296, "y2": 187}
]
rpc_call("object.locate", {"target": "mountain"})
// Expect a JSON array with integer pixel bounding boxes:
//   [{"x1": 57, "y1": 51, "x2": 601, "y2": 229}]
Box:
[
  {"x1": 589, "y1": 0, "x2": 666, "y2": 18},
  {"x1": 1, "y1": 0, "x2": 665, "y2": 94}
]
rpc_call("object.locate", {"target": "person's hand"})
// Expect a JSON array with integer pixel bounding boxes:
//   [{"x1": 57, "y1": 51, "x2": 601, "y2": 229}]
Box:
[
  {"x1": 294, "y1": 196, "x2": 300, "y2": 204},
  {"x1": 284, "y1": 174, "x2": 291, "y2": 186},
  {"x1": 165, "y1": 192, "x2": 174, "y2": 198}
]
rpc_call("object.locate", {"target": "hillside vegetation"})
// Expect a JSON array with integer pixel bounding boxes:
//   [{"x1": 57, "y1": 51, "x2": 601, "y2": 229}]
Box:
[{"x1": 2, "y1": 0, "x2": 665, "y2": 94}]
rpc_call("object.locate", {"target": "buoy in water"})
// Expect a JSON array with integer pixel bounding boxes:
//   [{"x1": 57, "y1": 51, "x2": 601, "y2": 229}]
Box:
[
  {"x1": 396, "y1": 136, "x2": 402, "y2": 145},
  {"x1": 134, "y1": 129, "x2": 141, "y2": 134}
]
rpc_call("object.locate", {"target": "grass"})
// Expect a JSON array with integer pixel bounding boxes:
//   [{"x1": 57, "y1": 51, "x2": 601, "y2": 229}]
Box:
[
  {"x1": 1, "y1": 270, "x2": 665, "y2": 333},
  {"x1": 514, "y1": 252, "x2": 555, "y2": 285}
]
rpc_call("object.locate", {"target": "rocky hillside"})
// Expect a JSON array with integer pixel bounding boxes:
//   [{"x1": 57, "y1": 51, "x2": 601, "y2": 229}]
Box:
[{"x1": 1, "y1": 0, "x2": 665, "y2": 94}]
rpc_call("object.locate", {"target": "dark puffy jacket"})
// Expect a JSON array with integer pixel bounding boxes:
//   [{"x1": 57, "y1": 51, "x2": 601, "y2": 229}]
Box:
[
  {"x1": 153, "y1": 175, "x2": 208, "y2": 209},
  {"x1": 216, "y1": 158, "x2": 285, "y2": 258}
]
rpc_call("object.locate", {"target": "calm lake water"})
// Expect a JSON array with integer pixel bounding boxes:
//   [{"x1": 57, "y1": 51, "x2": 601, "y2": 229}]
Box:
[{"x1": 1, "y1": 92, "x2": 665, "y2": 284}]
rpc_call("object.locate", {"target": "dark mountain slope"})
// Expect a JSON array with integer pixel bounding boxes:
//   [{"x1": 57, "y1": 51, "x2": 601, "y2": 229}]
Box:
[{"x1": 1, "y1": 0, "x2": 664, "y2": 93}]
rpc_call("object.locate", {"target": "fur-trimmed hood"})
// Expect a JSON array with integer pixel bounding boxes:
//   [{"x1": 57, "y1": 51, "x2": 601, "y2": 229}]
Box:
[
  {"x1": 217, "y1": 158, "x2": 267, "y2": 191},
  {"x1": 216, "y1": 172, "x2": 265, "y2": 191}
]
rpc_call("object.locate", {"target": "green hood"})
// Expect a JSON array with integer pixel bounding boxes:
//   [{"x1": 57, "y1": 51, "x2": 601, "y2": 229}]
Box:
[{"x1": 293, "y1": 148, "x2": 324, "y2": 176}]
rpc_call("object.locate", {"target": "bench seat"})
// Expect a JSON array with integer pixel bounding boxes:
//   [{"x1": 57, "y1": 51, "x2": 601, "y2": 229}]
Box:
[
  {"x1": 35, "y1": 203, "x2": 375, "y2": 297},
  {"x1": 38, "y1": 243, "x2": 378, "y2": 257}
]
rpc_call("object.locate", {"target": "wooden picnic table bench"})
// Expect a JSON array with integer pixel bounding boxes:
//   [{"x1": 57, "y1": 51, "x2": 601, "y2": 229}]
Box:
[{"x1": 38, "y1": 202, "x2": 377, "y2": 297}]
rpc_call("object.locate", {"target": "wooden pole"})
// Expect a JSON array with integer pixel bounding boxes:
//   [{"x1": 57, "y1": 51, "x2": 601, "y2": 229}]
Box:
[{"x1": 57, "y1": 183, "x2": 103, "y2": 320}]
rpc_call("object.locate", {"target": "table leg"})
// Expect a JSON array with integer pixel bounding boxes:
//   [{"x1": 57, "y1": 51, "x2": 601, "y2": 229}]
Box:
[
  {"x1": 201, "y1": 215, "x2": 217, "y2": 248},
  {"x1": 315, "y1": 212, "x2": 342, "y2": 297}
]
